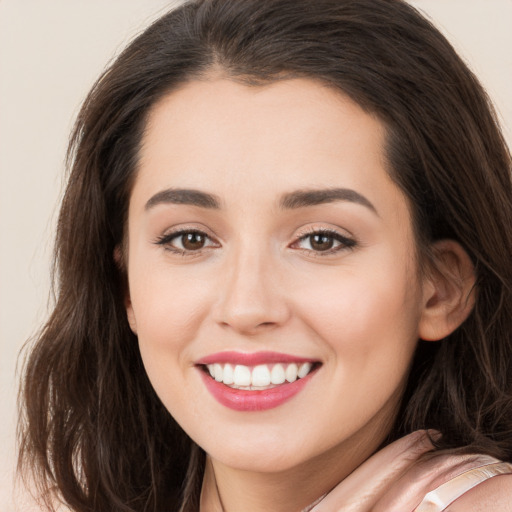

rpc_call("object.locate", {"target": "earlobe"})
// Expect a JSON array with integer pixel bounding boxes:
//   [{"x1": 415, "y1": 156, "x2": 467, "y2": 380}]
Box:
[
  {"x1": 113, "y1": 246, "x2": 138, "y2": 335},
  {"x1": 125, "y1": 300, "x2": 138, "y2": 335},
  {"x1": 418, "y1": 240, "x2": 476, "y2": 341}
]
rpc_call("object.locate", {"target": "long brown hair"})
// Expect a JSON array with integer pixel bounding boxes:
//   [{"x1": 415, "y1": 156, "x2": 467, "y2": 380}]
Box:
[{"x1": 18, "y1": 0, "x2": 512, "y2": 510}]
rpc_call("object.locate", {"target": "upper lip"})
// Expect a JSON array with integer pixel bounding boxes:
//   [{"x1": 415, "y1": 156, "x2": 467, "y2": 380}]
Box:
[{"x1": 195, "y1": 351, "x2": 319, "y2": 366}]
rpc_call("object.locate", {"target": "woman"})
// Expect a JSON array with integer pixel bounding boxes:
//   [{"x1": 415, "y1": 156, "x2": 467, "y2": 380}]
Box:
[{"x1": 18, "y1": 0, "x2": 512, "y2": 510}]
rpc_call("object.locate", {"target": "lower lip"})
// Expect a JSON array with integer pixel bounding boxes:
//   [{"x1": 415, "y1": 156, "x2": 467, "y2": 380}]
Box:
[{"x1": 198, "y1": 368, "x2": 317, "y2": 411}]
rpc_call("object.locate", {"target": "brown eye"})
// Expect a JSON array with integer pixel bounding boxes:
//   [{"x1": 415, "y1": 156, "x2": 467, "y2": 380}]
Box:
[
  {"x1": 309, "y1": 234, "x2": 334, "y2": 251},
  {"x1": 293, "y1": 230, "x2": 356, "y2": 255},
  {"x1": 181, "y1": 232, "x2": 206, "y2": 250},
  {"x1": 156, "y1": 229, "x2": 217, "y2": 253}
]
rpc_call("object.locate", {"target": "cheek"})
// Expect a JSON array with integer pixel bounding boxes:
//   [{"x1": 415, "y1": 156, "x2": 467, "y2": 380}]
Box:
[
  {"x1": 128, "y1": 269, "x2": 213, "y2": 422},
  {"x1": 296, "y1": 266, "x2": 421, "y2": 425},
  {"x1": 127, "y1": 263, "x2": 214, "y2": 368},
  {"x1": 291, "y1": 255, "x2": 422, "y2": 363}
]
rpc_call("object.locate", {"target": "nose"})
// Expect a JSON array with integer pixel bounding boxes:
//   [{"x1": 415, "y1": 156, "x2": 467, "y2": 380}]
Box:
[{"x1": 214, "y1": 246, "x2": 291, "y2": 335}]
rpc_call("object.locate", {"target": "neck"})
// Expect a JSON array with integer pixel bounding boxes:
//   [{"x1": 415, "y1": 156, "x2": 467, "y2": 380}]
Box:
[{"x1": 201, "y1": 421, "x2": 391, "y2": 512}]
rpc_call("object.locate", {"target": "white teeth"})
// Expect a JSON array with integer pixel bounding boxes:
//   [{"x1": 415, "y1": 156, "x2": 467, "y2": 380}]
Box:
[
  {"x1": 205, "y1": 362, "x2": 315, "y2": 388},
  {"x1": 270, "y1": 364, "x2": 286, "y2": 384},
  {"x1": 298, "y1": 362, "x2": 312, "y2": 379},
  {"x1": 285, "y1": 363, "x2": 298, "y2": 383},
  {"x1": 223, "y1": 363, "x2": 234, "y2": 385},
  {"x1": 214, "y1": 363, "x2": 223, "y2": 382},
  {"x1": 251, "y1": 365, "x2": 271, "y2": 387},
  {"x1": 233, "y1": 365, "x2": 252, "y2": 386}
]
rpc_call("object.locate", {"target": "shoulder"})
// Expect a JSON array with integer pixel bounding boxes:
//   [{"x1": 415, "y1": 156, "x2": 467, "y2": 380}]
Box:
[{"x1": 446, "y1": 474, "x2": 512, "y2": 512}]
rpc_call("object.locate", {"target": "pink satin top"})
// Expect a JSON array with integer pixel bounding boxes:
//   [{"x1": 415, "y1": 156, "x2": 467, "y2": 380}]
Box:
[
  {"x1": 200, "y1": 448, "x2": 512, "y2": 511},
  {"x1": 414, "y1": 456, "x2": 512, "y2": 511}
]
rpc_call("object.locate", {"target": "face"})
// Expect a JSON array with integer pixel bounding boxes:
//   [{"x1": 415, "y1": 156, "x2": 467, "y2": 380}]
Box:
[{"x1": 125, "y1": 78, "x2": 427, "y2": 475}]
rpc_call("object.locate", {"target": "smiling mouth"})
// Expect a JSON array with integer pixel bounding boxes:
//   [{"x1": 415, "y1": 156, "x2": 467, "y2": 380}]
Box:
[{"x1": 200, "y1": 362, "x2": 321, "y2": 390}]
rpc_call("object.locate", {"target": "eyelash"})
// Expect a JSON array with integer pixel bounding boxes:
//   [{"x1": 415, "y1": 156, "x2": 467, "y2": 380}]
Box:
[
  {"x1": 154, "y1": 228, "x2": 218, "y2": 256},
  {"x1": 292, "y1": 228, "x2": 357, "y2": 256},
  {"x1": 154, "y1": 228, "x2": 357, "y2": 257}
]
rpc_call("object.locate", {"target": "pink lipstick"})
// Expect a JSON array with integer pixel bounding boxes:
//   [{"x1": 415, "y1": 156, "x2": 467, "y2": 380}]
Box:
[{"x1": 196, "y1": 351, "x2": 320, "y2": 412}]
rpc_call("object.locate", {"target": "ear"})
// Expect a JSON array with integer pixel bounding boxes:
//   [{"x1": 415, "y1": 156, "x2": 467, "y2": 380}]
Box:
[
  {"x1": 419, "y1": 240, "x2": 476, "y2": 341},
  {"x1": 114, "y1": 246, "x2": 138, "y2": 335}
]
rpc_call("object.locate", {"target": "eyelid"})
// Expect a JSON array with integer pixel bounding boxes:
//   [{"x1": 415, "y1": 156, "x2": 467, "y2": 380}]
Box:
[
  {"x1": 290, "y1": 225, "x2": 357, "y2": 255},
  {"x1": 152, "y1": 223, "x2": 356, "y2": 257},
  {"x1": 153, "y1": 225, "x2": 221, "y2": 254},
  {"x1": 294, "y1": 224, "x2": 354, "y2": 240}
]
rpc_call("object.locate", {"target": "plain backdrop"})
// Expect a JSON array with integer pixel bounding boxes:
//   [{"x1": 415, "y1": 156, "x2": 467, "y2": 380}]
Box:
[{"x1": 1, "y1": 1, "x2": 511, "y2": 510}]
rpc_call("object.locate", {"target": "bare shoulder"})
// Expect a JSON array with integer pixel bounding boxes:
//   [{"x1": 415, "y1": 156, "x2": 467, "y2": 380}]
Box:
[{"x1": 446, "y1": 474, "x2": 512, "y2": 512}]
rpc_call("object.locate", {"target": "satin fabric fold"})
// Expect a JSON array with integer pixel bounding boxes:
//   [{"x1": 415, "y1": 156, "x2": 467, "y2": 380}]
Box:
[{"x1": 199, "y1": 432, "x2": 512, "y2": 512}]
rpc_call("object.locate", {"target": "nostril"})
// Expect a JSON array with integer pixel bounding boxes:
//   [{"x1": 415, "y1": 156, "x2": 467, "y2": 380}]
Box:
[{"x1": 218, "y1": 319, "x2": 279, "y2": 334}]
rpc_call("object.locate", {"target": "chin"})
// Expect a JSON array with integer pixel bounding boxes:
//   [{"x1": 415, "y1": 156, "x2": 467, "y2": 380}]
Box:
[
  {"x1": 197, "y1": 424, "x2": 332, "y2": 474},
  {"x1": 210, "y1": 446, "x2": 309, "y2": 474}
]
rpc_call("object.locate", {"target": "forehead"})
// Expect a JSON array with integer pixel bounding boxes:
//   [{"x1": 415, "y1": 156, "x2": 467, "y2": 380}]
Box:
[{"x1": 134, "y1": 77, "x2": 404, "y2": 219}]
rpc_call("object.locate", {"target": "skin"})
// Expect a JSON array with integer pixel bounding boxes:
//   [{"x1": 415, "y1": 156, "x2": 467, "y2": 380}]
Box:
[{"x1": 124, "y1": 77, "x2": 476, "y2": 511}]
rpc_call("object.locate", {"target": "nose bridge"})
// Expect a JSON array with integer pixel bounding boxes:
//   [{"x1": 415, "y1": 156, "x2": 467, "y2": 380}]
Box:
[{"x1": 216, "y1": 236, "x2": 288, "y2": 333}]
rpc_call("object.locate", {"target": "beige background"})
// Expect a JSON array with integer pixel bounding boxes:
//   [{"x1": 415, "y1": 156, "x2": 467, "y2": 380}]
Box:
[{"x1": 1, "y1": 1, "x2": 511, "y2": 510}]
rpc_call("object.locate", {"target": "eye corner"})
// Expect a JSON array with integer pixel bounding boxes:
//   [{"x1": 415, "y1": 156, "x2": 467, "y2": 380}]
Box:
[
  {"x1": 290, "y1": 226, "x2": 357, "y2": 256},
  {"x1": 153, "y1": 227, "x2": 221, "y2": 256}
]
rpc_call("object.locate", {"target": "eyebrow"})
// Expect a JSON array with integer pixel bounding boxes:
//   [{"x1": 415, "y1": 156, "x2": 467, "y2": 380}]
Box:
[
  {"x1": 279, "y1": 188, "x2": 378, "y2": 215},
  {"x1": 145, "y1": 188, "x2": 221, "y2": 210},
  {"x1": 144, "y1": 186, "x2": 377, "y2": 215}
]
